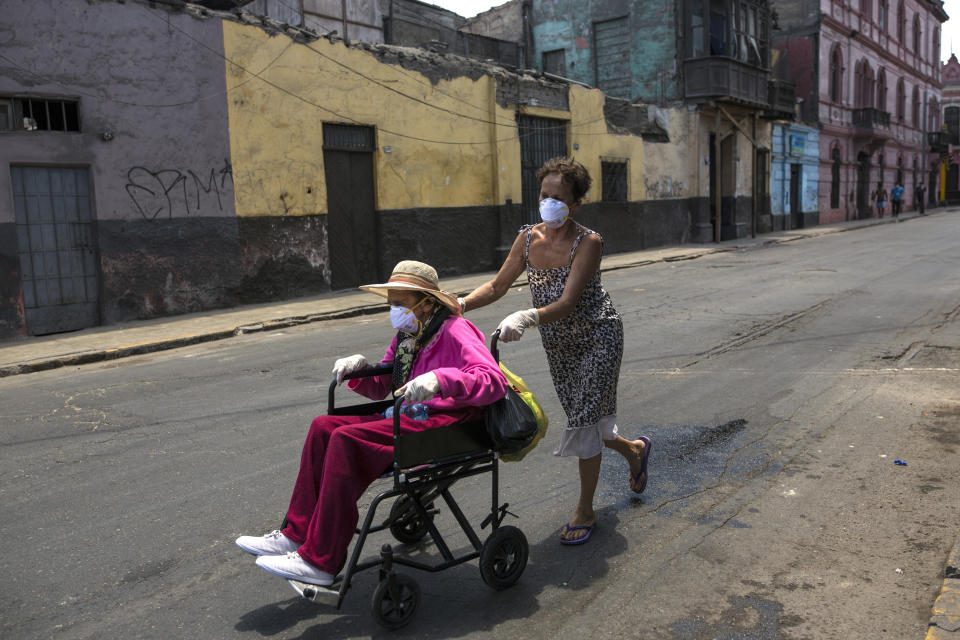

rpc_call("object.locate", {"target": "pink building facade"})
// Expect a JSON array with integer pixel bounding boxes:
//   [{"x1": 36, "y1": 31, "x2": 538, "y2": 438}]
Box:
[
  {"x1": 941, "y1": 54, "x2": 960, "y2": 202},
  {"x1": 817, "y1": 0, "x2": 946, "y2": 221}
]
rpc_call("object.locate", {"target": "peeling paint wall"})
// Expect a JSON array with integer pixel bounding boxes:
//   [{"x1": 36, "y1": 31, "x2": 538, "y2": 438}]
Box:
[{"x1": 223, "y1": 23, "x2": 520, "y2": 215}]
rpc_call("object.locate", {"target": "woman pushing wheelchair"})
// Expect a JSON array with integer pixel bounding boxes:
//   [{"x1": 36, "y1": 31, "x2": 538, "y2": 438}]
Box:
[
  {"x1": 460, "y1": 157, "x2": 652, "y2": 545},
  {"x1": 236, "y1": 260, "x2": 507, "y2": 586}
]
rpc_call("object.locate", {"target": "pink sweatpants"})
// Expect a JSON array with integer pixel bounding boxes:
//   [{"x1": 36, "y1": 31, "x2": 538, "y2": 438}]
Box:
[{"x1": 281, "y1": 412, "x2": 461, "y2": 574}]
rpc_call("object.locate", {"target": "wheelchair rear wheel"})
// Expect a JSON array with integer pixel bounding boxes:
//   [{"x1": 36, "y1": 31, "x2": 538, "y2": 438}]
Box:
[
  {"x1": 371, "y1": 573, "x2": 420, "y2": 629},
  {"x1": 479, "y1": 525, "x2": 528, "y2": 590},
  {"x1": 388, "y1": 494, "x2": 433, "y2": 544}
]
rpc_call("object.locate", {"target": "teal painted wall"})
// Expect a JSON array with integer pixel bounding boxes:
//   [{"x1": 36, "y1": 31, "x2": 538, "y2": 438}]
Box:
[{"x1": 531, "y1": 0, "x2": 680, "y2": 103}]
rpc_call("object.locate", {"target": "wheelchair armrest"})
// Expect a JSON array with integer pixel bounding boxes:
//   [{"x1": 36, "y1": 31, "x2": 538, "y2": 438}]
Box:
[
  {"x1": 327, "y1": 362, "x2": 394, "y2": 410},
  {"x1": 342, "y1": 362, "x2": 394, "y2": 382}
]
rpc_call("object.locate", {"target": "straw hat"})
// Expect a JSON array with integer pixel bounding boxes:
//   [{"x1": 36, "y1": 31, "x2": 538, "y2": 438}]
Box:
[{"x1": 360, "y1": 260, "x2": 461, "y2": 315}]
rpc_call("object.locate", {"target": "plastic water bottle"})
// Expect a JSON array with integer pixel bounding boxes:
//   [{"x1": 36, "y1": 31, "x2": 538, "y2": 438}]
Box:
[
  {"x1": 382, "y1": 403, "x2": 429, "y2": 421},
  {"x1": 404, "y1": 403, "x2": 430, "y2": 420}
]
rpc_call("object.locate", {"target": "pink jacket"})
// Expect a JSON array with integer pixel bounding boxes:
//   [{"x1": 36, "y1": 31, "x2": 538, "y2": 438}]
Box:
[{"x1": 348, "y1": 315, "x2": 507, "y2": 419}]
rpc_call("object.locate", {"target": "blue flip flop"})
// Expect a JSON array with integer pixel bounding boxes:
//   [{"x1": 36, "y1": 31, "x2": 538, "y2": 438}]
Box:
[
  {"x1": 559, "y1": 522, "x2": 594, "y2": 545},
  {"x1": 631, "y1": 436, "x2": 652, "y2": 494}
]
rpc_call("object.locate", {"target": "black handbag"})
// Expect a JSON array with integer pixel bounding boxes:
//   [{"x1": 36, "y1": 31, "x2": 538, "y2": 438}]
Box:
[{"x1": 484, "y1": 382, "x2": 538, "y2": 454}]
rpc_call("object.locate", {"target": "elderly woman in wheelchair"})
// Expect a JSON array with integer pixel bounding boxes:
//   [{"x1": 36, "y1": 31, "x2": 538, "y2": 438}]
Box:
[{"x1": 236, "y1": 260, "x2": 508, "y2": 588}]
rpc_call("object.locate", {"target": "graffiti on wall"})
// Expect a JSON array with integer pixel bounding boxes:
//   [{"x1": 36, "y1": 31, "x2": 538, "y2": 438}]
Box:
[
  {"x1": 645, "y1": 175, "x2": 685, "y2": 199},
  {"x1": 125, "y1": 160, "x2": 234, "y2": 220}
]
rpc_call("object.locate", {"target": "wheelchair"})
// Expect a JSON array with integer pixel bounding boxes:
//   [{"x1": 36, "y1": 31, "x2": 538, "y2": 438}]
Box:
[{"x1": 284, "y1": 333, "x2": 529, "y2": 630}]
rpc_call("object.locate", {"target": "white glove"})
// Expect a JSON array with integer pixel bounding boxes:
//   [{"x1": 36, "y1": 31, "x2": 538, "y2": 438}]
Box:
[
  {"x1": 497, "y1": 308, "x2": 539, "y2": 342},
  {"x1": 394, "y1": 371, "x2": 441, "y2": 402},
  {"x1": 332, "y1": 354, "x2": 367, "y2": 384}
]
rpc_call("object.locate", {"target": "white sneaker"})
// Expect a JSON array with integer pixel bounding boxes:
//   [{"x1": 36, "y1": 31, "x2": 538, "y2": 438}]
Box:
[
  {"x1": 235, "y1": 530, "x2": 299, "y2": 556},
  {"x1": 255, "y1": 551, "x2": 335, "y2": 586}
]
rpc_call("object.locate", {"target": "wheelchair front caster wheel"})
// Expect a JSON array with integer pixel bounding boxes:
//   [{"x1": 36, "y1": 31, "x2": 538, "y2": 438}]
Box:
[
  {"x1": 389, "y1": 494, "x2": 432, "y2": 545},
  {"x1": 479, "y1": 525, "x2": 528, "y2": 590},
  {"x1": 371, "y1": 573, "x2": 420, "y2": 630}
]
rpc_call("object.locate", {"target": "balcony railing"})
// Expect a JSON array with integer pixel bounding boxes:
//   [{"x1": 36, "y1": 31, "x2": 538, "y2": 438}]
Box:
[
  {"x1": 683, "y1": 57, "x2": 769, "y2": 107},
  {"x1": 928, "y1": 131, "x2": 949, "y2": 151},
  {"x1": 852, "y1": 107, "x2": 891, "y2": 129}
]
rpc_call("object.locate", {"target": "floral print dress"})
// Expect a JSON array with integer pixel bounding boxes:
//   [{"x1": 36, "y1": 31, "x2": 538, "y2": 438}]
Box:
[{"x1": 521, "y1": 224, "x2": 624, "y2": 459}]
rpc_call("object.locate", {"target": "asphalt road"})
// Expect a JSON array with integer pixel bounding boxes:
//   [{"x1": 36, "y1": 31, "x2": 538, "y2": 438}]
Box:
[{"x1": 2, "y1": 213, "x2": 959, "y2": 639}]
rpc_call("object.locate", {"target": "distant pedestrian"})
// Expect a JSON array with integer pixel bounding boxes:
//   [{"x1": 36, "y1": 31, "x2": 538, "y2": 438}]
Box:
[
  {"x1": 891, "y1": 183, "x2": 904, "y2": 218},
  {"x1": 873, "y1": 183, "x2": 888, "y2": 218},
  {"x1": 915, "y1": 182, "x2": 927, "y2": 215}
]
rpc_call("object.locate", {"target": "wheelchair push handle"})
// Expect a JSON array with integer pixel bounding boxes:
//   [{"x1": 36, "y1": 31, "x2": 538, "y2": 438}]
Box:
[{"x1": 490, "y1": 329, "x2": 501, "y2": 363}]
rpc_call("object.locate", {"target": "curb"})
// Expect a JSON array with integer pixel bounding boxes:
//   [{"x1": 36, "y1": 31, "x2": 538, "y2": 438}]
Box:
[
  {"x1": 926, "y1": 533, "x2": 960, "y2": 639},
  {"x1": 949, "y1": 536, "x2": 960, "y2": 580},
  {"x1": 0, "y1": 211, "x2": 939, "y2": 379},
  {"x1": 0, "y1": 304, "x2": 389, "y2": 378}
]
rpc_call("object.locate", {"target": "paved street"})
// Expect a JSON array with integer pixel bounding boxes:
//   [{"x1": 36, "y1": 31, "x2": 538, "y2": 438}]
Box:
[{"x1": 2, "y1": 212, "x2": 959, "y2": 639}]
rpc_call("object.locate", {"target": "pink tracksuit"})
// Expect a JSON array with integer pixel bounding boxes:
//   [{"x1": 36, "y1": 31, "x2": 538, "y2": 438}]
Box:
[{"x1": 282, "y1": 315, "x2": 507, "y2": 574}]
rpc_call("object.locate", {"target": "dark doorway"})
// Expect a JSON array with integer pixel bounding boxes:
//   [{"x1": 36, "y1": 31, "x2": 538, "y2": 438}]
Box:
[
  {"x1": 789, "y1": 164, "x2": 802, "y2": 229},
  {"x1": 12, "y1": 166, "x2": 100, "y2": 335},
  {"x1": 947, "y1": 163, "x2": 960, "y2": 204},
  {"x1": 720, "y1": 134, "x2": 736, "y2": 240},
  {"x1": 323, "y1": 124, "x2": 379, "y2": 290},
  {"x1": 856, "y1": 152, "x2": 871, "y2": 219},
  {"x1": 518, "y1": 115, "x2": 567, "y2": 225},
  {"x1": 709, "y1": 133, "x2": 717, "y2": 237},
  {"x1": 830, "y1": 148, "x2": 841, "y2": 209},
  {"x1": 755, "y1": 148, "x2": 770, "y2": 222},
  {"x1": 929, "y1": 164, "x2": 937, "y2": 206}
]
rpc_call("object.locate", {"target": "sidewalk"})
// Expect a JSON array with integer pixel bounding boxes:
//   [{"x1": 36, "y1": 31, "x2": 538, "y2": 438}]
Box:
[
  {"x1": 1, "y1": 206, "x2": 958, "y2": 636},
  {"x1": 0, "y1": 209, "x2": 945, "y2": 379}
]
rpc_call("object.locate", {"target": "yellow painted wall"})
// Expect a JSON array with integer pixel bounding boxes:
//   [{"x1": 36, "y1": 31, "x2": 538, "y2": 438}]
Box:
[
  {"x1": 223, "y1": 23, "x2": 521, "y2": 216},
  {"x1": 222, "y1": 22, "x2": 645, "y2": 217},
  {"x1": 566, "y1": 87, "x2": 645, "y2": 202}
]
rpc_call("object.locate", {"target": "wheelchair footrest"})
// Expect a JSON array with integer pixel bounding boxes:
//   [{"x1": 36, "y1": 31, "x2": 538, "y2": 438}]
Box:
[{"x1": 288, "y1": 579, "x2": 340, "y2": 606}]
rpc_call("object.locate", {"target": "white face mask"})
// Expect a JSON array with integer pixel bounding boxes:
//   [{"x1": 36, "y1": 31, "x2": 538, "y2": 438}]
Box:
[
  {"x1": 539, "y1": 198, "x2": 570, "y2": 229},
  {"x1": 390, "y1": 305, "x2": 420, "y2": 333}
]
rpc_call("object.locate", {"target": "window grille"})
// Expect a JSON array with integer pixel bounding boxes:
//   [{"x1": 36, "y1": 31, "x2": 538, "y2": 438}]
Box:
[
  {"x1": 323, "y1": 123, "x2": 376, "y2": 152},
  {"x1": 601, "y1": 161, "x2": 628, "y2": 202},
  {"x1": 0, "y1": 97, "x2": 80, "y2": 132}
]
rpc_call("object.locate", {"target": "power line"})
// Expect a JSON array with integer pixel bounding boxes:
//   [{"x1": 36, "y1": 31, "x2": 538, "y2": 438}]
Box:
[
  {"x1": 139, "y1": 5, "x2": 513, "y2": 144},
  {"x1": 169, "y1": 3, "x2": 646, "y2": 138},
  {"x1": 7, "y1": 4, "x2": 648, "y2": 147}
]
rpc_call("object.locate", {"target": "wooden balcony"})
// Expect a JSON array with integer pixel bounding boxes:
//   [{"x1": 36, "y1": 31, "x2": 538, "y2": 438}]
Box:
[
  {"x1": 765, "y1": 79, "x2": 796, "y2": 118},
  {"x1": 683, "y1": 57, "x2": 769, "y2": 107}
]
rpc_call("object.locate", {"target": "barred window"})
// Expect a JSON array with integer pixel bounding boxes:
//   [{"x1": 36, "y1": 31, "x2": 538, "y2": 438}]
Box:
[
  {"x1": 601, "y1": 161, "x2": 628, "y2": 202},
  {"x1": 0, "y1": 97, "x2": 80, "y2": 132}
]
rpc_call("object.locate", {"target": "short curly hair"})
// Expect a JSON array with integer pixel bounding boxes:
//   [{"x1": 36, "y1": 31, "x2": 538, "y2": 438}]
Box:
[{"x1": 536, "y1": 157, "x2": 592, "y2": 203}]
